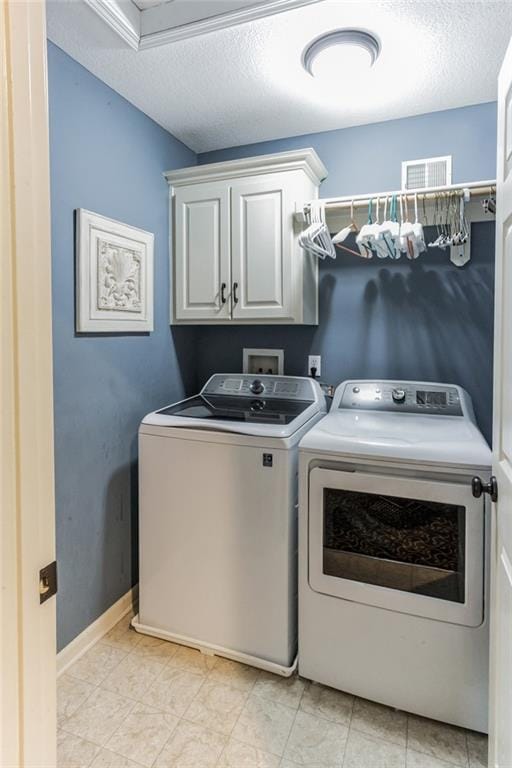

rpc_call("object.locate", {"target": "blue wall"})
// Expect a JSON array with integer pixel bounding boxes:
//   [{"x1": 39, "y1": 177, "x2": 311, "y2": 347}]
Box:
[
  {"x1": 48, "y1": 42, "x2": 197, "y2": 650},
  {"x1": 200, "y1": 104, "x2": 497, "y2": 197},
  {"x1": 197, "y1": 104, "x2": 496, "y2": 443},
  {"x1": 49, "y1": 46, "x2": 497, "y2": 651}
]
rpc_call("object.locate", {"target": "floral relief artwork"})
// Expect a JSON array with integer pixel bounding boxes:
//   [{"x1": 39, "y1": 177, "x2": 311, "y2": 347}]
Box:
[
  {"x1": 76, "y1": 209, "x2": 154, "y2": 332},
  {"x1": 97, "y1": 240, "x2": 142, "y2": 313}
]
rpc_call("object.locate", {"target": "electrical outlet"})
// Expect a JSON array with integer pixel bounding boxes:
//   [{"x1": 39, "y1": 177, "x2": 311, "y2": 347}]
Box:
[{"x1": 308, "y1": 355, "x2": 321, "y2": 377}]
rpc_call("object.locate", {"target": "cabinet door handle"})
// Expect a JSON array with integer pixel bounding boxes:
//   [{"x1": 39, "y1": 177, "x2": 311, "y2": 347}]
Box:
[
  {"x1": 233, "y1": 282, "x2": 239, "y2": 305},
  {"x1": 220, "y1": 282, "x2": 227, "y2": 304}
]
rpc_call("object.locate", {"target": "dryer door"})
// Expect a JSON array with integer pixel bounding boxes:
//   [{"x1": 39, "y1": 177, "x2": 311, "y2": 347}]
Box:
[{"x1": 308, "y1": 468, "x2": 485, "y2": 627}]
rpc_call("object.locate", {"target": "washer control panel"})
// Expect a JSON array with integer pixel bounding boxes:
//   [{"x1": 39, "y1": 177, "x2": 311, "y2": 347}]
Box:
[
  {"x1": 337, "y1": 381, "x2": 463, "y2": 416},
  {"x1": 203, "y1": 374, "x2": 316, "y2": 401}
]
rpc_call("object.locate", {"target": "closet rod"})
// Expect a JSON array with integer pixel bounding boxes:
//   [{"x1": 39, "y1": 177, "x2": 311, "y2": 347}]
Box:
[{"x1": 301, "y1": 178, "x2": 496, "y2": 215}]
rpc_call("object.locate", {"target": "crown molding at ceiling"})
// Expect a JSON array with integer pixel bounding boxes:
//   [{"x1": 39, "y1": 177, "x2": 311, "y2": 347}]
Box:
[
  {"x1": 139, "y1": 0, "x2": 325, "y2": 48},
  {"x1": 165, "y1": 148, "x2": 328, "y2": 187},
  {"x1": 84, "y1": 0, "x2": 140, "y2": 49},
  {"x1": 83, "y1": 0, "x2": 323, "y2": 50}
]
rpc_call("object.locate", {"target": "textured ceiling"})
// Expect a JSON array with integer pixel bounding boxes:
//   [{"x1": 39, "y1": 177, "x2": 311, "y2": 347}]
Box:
[{"x1": 46, "y1": 0, "x2": 512, "y2": 153}]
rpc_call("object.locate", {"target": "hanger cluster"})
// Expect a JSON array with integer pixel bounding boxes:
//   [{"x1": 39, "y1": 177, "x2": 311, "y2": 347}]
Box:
[
  {"x1": 334, "y1": 194, "x2": 427, "y2": 259},
  {"x1": 299, "y1": 192, "x2": 473, "y2": 261},
  {"x1": 298, "y1": 199, "x2": 336, "y2": 259},
  {"x1": 427, "y1": 192, "x2": 469, "y2": 250},
  {"x1": 482, "y1": 188, "x2": 496, "y2": 215}
]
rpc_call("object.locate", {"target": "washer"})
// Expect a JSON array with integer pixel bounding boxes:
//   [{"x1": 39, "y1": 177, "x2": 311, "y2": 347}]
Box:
[
  {"x1": 298, "y1": 380, "x2": 492, "y2": 731},
  {"x1": 133, "y1": 373, "x2": 326, "y2": 676}
]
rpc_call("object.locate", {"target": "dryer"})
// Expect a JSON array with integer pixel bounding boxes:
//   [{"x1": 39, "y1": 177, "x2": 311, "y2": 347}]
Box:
[
  {"x1": 134, "y1": 374, "x2": 326, "y2": 676},
  {"x1": 298, "y1": 380, "x2": 492, "y2": 731}
]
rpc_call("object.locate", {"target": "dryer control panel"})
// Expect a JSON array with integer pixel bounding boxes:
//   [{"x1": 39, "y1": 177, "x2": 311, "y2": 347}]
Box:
[{"x1": 336, "y1": 381, "x2": 463, "y2": 416}]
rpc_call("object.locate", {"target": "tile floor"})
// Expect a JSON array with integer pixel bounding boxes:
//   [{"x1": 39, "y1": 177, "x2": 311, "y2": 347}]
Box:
[{"x1": 58, "y1": 613, "x2": 488, "y2": 768}]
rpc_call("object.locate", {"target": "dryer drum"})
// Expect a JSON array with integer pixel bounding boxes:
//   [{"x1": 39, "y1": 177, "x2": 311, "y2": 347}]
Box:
[{"x1": 323, "y1": 489, "x2": 463, "y2": 573}]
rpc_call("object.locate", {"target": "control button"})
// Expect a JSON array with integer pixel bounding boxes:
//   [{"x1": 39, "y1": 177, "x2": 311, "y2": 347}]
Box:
[
  {"x1": 375, "y1": 388, "x2": 381, "y2": 394},
  {"x1": 250, "y1": 379, "x2": 265, "y2": 395},
  {"x1": 392, "y1": 388, "x2": 406, "y2": 404},
  {"x1": 352, "y1": 386, "x2": 360, "y2": 393}
]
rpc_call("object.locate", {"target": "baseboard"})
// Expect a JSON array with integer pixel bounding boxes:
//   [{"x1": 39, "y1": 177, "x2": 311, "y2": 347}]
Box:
[{"x1": 57, "y1": 585, "x2": 139, "y2": 677}]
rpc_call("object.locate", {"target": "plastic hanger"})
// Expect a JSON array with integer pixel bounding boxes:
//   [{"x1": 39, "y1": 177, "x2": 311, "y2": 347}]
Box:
[
  {"x1": 371, "y1": 197, "x2": 388, "y2": 258},
  {"x1": 356, "y1": 199, "x2": 376, "y2": 259},
  {"x1": 332, "y1": 199, "x2": 358, "y2": 245},
  {"x1": 400, "y1": 194, "x2": 418, "y2": 259},
  {"x1": 412, "y1": 193, "x2": 426, "y2": 254},
  {"x1": 299, "y1": 200, "x2": 336, "y2": 260},
  {"x1": 378, "y1": 196, "x2": 399, "y2": 258}
]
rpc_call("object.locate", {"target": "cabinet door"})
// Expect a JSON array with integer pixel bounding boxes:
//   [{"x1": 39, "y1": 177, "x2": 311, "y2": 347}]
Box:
[
  {"x1": 173, "y1": 182, "x2": 230, "y2": 322},
  {"x1": 231, "y1": 175, "x2": 295, "y2": 321}
]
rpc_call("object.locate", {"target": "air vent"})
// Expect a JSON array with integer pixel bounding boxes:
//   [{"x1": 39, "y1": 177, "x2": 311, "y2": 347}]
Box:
[{"x1": 401, "y1": 156, "x2": 452, "y2": 190}]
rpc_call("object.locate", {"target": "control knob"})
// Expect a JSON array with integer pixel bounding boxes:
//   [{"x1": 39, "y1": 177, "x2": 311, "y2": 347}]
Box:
[
  {"x1": 392, "y1": 388, "x2": 406, "y2": 404},
  {"x1": 250, "y1": 379, "x2": 265, "y2": 395}
]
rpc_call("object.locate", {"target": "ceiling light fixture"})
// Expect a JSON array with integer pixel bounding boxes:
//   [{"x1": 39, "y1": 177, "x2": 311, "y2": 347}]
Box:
[{"x1": 302, "y1": 29, "x2": 381, "y2": 80}]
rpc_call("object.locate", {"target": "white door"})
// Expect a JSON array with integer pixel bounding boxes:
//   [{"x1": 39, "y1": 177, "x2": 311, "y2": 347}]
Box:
[
  {"x1": 490, "y1": 35, "x2": 512, "y2": 768},
  {"x1": 231, "y1": 174, "x2": 295, "y2": 321},
  {"x1": 173, "y1": 181, "x2": 231, "y2": 321},
  {"x1": 1, "y1": 2, "x2": 57, "y2": 766}
]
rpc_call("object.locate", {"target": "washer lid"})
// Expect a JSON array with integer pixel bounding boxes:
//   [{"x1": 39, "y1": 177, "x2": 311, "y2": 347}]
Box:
[
  {"x1": 141, "y1": 375, "x2": 326, "y2": 438},
  {"x1": 158, "y1": 393, "x2": 312, "y2": 425},
  {"x1": 299, "y1": 410, "x2": 492, "y2": 470},
  {"x1": 142, "y1": 400, "x2": 321, "y2": 438}
]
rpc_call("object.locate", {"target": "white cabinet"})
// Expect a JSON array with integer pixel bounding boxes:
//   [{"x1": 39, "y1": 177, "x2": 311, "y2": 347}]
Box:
[
  {"x1": 166, "y1": 149, "x2": 327, "y2": 325},
  {"x1": 174, "y1": 181, "x2": 230, "y2": 322},
  {"x1": 230, "y1": 174, "x2": 294, "y2": 321}
]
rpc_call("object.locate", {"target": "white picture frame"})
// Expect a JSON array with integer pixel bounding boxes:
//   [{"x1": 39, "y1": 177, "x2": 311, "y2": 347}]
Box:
[{"x1": 76, "y1": 209, "x2": 154, "y2": 332}]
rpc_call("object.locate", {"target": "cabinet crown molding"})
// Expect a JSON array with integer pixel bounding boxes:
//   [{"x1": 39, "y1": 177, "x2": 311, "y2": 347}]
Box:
[{"x1": 165, "y1": 148, "x2": 327, "y2": 188}]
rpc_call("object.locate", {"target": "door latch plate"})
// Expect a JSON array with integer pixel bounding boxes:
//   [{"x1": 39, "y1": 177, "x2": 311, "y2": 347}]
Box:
[{"x1": 39, "y1": 560, "x2": 57, "y2": 604}]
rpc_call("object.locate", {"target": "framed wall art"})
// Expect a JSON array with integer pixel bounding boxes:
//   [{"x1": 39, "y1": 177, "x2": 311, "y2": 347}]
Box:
[{"x1": 76, "y1": 209, "x2": 154, "y2": 332}]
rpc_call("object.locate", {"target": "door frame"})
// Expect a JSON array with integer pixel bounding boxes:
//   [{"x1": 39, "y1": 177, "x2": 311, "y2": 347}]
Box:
[{"x1": 1, "y1": 1, "x2": 57, "y2": 766}]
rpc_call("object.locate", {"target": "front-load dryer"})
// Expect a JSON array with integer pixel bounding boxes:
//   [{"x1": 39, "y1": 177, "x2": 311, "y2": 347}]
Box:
[
  {"x1": 134, "y1": 374, "x2": 325, "y2": 676},
  {"x1": 298, "y1": 380, "x2": 492, "y2": 731}
]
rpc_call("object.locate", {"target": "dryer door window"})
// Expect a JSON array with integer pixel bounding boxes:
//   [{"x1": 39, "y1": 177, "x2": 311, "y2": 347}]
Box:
[
  {"x1": 308, "y1": 468, "x2": 485, "y2": 627},
  {"x1": 323, "y1": 488, "x2": 465, "y2": 603}
]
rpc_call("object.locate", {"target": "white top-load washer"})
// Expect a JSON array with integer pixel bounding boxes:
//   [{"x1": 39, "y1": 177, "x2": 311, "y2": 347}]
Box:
[
  {"x1": 133, "y1": 374, "x2": 325, "y2": 676},
  {"x1": 298, "y1": 380, "x2": 491, "y2": 731}
]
